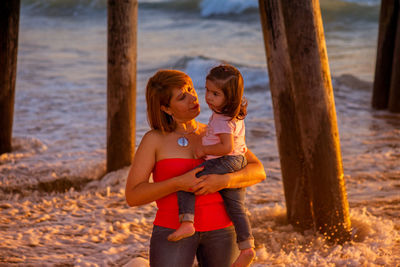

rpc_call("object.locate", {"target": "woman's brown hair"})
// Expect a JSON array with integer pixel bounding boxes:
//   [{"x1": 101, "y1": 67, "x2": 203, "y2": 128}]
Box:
[
  {"x1": 206, "y1": 64, "x2": 247, "y2": 120},
  {"x1": 146, "y1": 69, "x2": 192, "y2": 132}
]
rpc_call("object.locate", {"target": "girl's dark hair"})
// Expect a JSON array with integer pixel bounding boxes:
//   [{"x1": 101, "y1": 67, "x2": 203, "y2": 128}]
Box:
[
  {"x1": 146, "y1": 69, "x2": 192, "y2": 132},
  {"x1": 206, "y1": 64, "x2": 247, "y2": 120}
]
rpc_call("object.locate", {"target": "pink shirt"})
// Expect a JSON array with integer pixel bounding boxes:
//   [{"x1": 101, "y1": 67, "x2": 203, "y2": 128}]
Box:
[{"x1": 202, "y1": 112, "x2": 247, "y2": 160}]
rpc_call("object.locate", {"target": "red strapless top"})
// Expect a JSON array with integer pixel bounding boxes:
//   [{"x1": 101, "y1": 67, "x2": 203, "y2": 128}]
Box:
[{"x1": 152, "y1": 158, "x2": 232, "y2": 231}]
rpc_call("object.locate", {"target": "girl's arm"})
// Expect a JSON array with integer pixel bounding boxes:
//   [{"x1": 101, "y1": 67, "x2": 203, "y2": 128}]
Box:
[
  {"x1": 125, "y1": 131, "x2": 203, "y2": 207},
  {"x1": 192, "y1": 149, "x2": 266, "y2": 195},
  {"x1": 196, "y1": 133, "x2": 233, "y2": 158}
]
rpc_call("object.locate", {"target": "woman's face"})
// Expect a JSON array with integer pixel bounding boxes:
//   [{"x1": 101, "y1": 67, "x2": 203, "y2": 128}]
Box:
[{"x1": 164, "y1": 83, "x2": 200, "y2": 122}]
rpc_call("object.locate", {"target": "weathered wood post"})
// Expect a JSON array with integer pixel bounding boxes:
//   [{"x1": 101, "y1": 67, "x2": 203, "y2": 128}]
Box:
[
  {"x1": 0, "y1": 1, "x2": 20, "y2": 154},
  {"x1": 258, "y1": 0, "x2": 313, "y2": 230},
  {"x1": 372, "y1": 0, "x2": 398, "y2": 109},
  {"x1": 389, "y1": 5, "x2": 400, "y2": 113},
  {"x1": 259, "y1": 0, "x2": 351, "y2": 242},
  {"x1": 107, "y1": 0, "x2": 137, "y2": 172}
]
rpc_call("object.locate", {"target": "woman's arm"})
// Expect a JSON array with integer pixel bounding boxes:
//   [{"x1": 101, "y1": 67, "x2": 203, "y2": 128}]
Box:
[
  {"x1": 125, "y1": 131, "x2": 203, "y2": 207},
  {"x1": 193, "y1": 149, "x2": 266, "y2": 195}
]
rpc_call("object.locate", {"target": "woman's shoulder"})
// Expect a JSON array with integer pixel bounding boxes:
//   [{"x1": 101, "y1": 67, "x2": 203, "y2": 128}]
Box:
[
  {"x1": 197, "y1": 122, "x2": 207, "y2": 128},
  {"x1": 140, "y1": 129, "x2": 166, "y2": 145},
  {"x1": 143, "y1": 129, "x2": 162, "y2": 137},
  {"x1": 197, "y1": 122, "x2": 208, "y2": 134}
]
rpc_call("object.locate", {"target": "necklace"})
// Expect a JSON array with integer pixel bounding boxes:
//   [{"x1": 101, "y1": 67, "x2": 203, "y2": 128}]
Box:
[{"x1": 176, "y1": 122, "x2": 199, "y2": 147}]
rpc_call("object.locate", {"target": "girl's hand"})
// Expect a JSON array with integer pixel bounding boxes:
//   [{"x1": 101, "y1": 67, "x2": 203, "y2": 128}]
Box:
[
  {"x1": 192, "y1": 173, "x2": 229, "y2": 195},
  {"x1": 177, "y1": 166, "x2": 205, "y2": 192},
  {"x1": 195, "y1": 146, "x2": 206, "y2": 159}
]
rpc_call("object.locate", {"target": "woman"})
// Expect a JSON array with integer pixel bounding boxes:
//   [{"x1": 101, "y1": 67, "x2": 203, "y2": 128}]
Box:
[{"x1": 125, "y1": 69, "x2": 266, "y2": 267}]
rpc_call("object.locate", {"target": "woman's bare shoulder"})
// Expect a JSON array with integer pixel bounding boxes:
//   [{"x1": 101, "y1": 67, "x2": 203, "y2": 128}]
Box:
[
  {"x1": 143, "y1": 129, "x2": 163, "y2": 138},
  {"x1": 140, "y1": 129, "x2": 165, "y2": 146},
  {"x1": 197, "y1": 122, "x2": 208, "y2": 133}
]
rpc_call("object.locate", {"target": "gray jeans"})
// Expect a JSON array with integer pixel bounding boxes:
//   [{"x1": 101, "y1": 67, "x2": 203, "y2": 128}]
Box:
[
  {"x1": 150, "y1": 225, "x2": 239, "y2": 267},
  {"x1": 177, "y1": 155, "x2": 254, "y2": 249}
]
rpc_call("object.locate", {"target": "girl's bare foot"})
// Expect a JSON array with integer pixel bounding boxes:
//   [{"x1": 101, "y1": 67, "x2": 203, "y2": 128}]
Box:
[
  {"x1": 231, "y1": 248, "x2": 256, "y2": 267},
  {"x1": 167, "y1": 222, "x2": 195, "y2": 242}
]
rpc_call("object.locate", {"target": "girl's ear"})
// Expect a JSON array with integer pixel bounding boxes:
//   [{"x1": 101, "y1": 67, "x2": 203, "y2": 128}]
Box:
[{"x1": 161, "y1": 105, "x2": 172, "y2": 116}]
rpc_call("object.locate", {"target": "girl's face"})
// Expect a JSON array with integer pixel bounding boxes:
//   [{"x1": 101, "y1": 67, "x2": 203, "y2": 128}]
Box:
[
  {"x1": 163, "y1": 83, "x2": 200, "y2": 122},
  {"x1": 205, "y1": 79, "x2": 226, "y2": 112}
]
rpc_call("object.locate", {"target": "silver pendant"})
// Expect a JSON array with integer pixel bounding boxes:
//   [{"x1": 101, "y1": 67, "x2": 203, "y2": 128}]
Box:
[{"x1": 177, "y1": 137, "x2": 189, "y2": 147}]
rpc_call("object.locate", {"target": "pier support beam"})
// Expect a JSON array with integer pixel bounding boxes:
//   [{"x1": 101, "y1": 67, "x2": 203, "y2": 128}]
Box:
[
  {"x1": 372, "y1": 0, "x2": 398, "y2": 110},
  {"x1": 259, "y1": 0, "x2": 351, "y2": 242},
  {"x1": 107, "y1": 0, "x2": 137, "y2": 172},
  {"x1": 0, "y1": 1, "x2": 20, "y2": 154},
  {"x1": 389, "y1": 5, "x2": 400, "y2": 113},
  {"x1": 258, "y1": 0, "x2": 313, "y2": 230}
]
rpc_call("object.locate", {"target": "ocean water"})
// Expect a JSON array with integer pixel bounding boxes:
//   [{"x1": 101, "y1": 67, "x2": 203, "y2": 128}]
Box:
[{"x1": 1, "y1": 0, "x2": 399, "y2": 266}]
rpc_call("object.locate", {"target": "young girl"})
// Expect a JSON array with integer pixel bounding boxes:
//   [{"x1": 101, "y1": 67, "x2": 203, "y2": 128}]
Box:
[{"x1": 168, "y1": 64, "x2": 256, "y2": 267}]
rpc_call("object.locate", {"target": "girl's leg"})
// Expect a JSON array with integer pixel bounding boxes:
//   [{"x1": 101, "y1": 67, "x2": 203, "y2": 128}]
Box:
[
  {"x1": 169, "y1": 191, "x2": 196, "y2": 241},
  {"x1": 232, "y1": 248, "x2": 256, "y2": 267},
  {"x1": 150, "y1": 225, "x2": 198, "y2": 267},
  {"x1": 167, "y1": 221, "x2": 196, "y2": 242},
  {"x1": 220, "y1": 188, "x2": 254, "y2": 249},
  {"x1": 168, "y1": 160, "x2": 209, "y2": 242},
  {"x1": 196, "y1": 226, "x2": 239, "y2": 267}
]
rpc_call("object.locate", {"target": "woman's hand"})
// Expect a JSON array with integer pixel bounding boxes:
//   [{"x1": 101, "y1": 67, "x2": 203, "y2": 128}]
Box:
[
  {"x1": 192, "y1": 173, "x2": 229, "y2": 195},
  {"x1": 192, "y1": 149, "x2": 266, "y2": 195},
  {"x1": 177, "y1": 166, "x2": 205, "y2": 192}
]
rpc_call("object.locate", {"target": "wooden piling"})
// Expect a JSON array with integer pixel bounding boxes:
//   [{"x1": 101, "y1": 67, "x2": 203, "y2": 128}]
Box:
[
  {"x1": 258, "y1": 0, "x2": 313, "y2": 230},
  {"x1": 0, "y1": 1, "x2": 20, "y2": 154},
  {"x1": 372, "y1": 0, "x2": 398, "y2": 109},
  {"x1": 389, "y1": 5, "x2": 400, "y2": 113},
  {"x1": 107, "y1": 0, "x2": 137, "y2": 172},
  {"x1": 259, "y1": 0, "x2": 351, "y2": 242}
]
